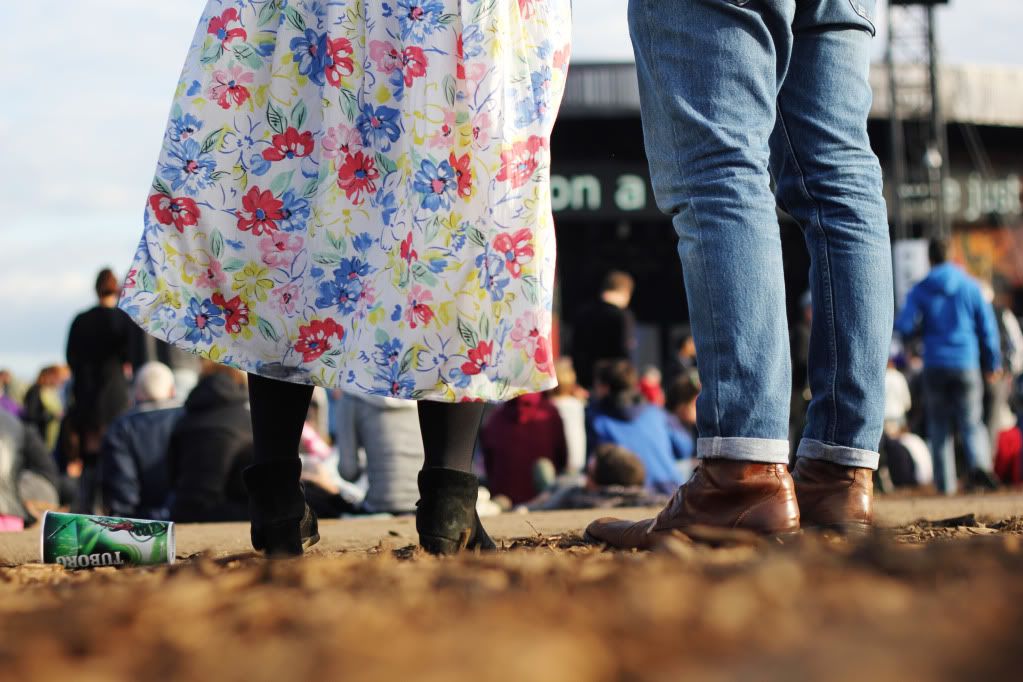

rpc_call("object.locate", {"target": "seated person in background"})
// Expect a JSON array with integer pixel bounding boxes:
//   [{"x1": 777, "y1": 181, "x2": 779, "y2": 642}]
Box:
[
  {"x1": 101, "y1": 362, "x2": 183, "y2": 520},
  {"x1": 481, "y1": 392, "x2": 568, "y2": 506},
  {"x1": 300, "y1": 400, "x2": 362, "y2": 517},
  {"x1": 994, "y1": 374, "x2": 1023, "y2": 485},
  {"x1": 527, "y1": 444, "x2": 667, "y2": 511},
  {"x1": 336, "y1": 393, "x2": 424, "y2": 514},
  {"x1": 639, "y1": 366, "x2": 666, "y2": 407},
  {"x1": 547, "y1": 357, "x2": 588, "y2": 475},
  {"x1": 665, "y1": 371, "x2": 699, "y2": 461},
  {"x1": 167, "y1": 363, "x2": 252, "y2": 523},
  {"x1": 588, "y1": 360, "x2": 689, "y2": 494},
  {"x1": 0, "y1": 409, "x2": 60, "y2": 531}
]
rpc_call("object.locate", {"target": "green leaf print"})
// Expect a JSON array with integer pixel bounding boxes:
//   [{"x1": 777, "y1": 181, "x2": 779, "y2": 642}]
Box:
[
  {"x1": 200, "y1": 41, "x2": 224, "y2": 65},
  {"x1": 200, "y1": 127, "x2": 224, "y2": 154},
  {"x1": 442, "y1": 74, "x2": 457, "y2": 108},
  {"x1": 410, "y1": 262, "x2": 438, "y2": 287},
  {"x1": 339, "y1": 90, "x2": 358, "y2": 122},
  {"x1": 223, "y1": 258, "x2": 246, "y2": 272},
  {"x1": 233, "y1": 44, "x2": 265, "y2": 71},
  {"x1": 302, "y1": 176, "x2": 320, "y2": 199},
  {"x1": 468, "y1": 227, "x2": 487, "y2": 248},
  {"x1": 457, "y1": 318, "x2": 478, "y2": 349},
  {"x1": 267, "y1": 100, "x2": 287, "y2": 135},
  {"x1": 138, "y1": 269, "x2": 155, "y2": 294},
  {"x1": 480, "y1": 315, "x2": 491, "y2": 340},
  {"x1": 258, "y1": 0, "x2": 280, "y2": 27},
  {"x1": 270, "y1": 170, "x2": 295, "y2": 197},
  {"x1": 210, "y1": 229, "x2": 225, "y2": 259},
  {"x1": 257, "y1": 318, "x2": 280, "y2": 342},
  {"x1": 521, "y1": 275, "x2": 540, "y2": 305},
  {"x1": 292, "y1": 100, "x2": 308, "y2": 130},
  {"x1": 152, "y1": 177, "x2": 173, "y2": 197},
  {"x1": 400, "y1": 348, "x2": 415, "y2": 375},
  {"x1": 375, "y1": 153, "x2": 398, "y2": 176},
  {"x1": 312, "y1": 252, "x2": 342, "y2": 265},
  {"x1": 375, "y1": 329, "x2": 389, "y2": 345},
  {"x1": 285, "y1": 6, "x2": 307, "y2": 32}
]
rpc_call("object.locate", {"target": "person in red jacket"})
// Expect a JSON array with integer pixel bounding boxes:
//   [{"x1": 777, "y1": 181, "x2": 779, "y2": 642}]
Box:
[{"x1": 480, "y1": 393, "x2": 568, "y2": 505}]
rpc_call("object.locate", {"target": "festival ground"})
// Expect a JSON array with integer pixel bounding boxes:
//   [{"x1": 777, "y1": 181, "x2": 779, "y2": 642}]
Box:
[{"x1": 2, "y1": 493, "x2": 1023, "y2": 681}]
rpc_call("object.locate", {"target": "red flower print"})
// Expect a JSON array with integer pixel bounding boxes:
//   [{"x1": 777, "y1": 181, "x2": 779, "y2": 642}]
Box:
[
  {"x1": 325, "y1": 37, "x2": 356, "y2": 86},
  {"x1": 337, "y1": 151, "x2": 380, "y2": 204},
  {"x1": 211, "y1": 293, "x2": 250, "y2": 334},
  {"x1": 461, "y1": 340, "x2": 494, "y2": 376},
  {"x1": 207, "y1": 8, "x2": 247, "y2": 47},
  {"x1": 209, "y1": 66, "x2": 253, "y2": 109},
  {"x1": 518, "y1": 0, "x2": 538, "y2": 19},
  {"x1": 124, "y1": 269, "x2": 138, "y2": 289},
  {"x1": 401, "y1": 47, "x2": 428, "y2": 87},
  {"x1": 148, "y1": 193, "x2": 201, "y2": 233},
  {"x1": 450, "y1": 152, "x2": 473, "y2": 199},
  {"x1": 456, "y1": 34, "x2": 466, "y2": 81},
  {"x1": 534, "y1": 336, "x2": 553, "y2": 375},
  {"x1": 496, "y1": 136, "x2": 547, "y2": 189},
  {"x1": 235, "y1": 187, "x2": 284, "y2": 236},
  {"x1": 493, "y1": 229, "x2": 534, "y2": 278},
  {"x1": 400, "y1": 231, "x2": 418, "y2": 264},
  {"x1": 295, "y1": 318, "x2": 345, "y2": 363},
  {"x1": 262, "y1": 127, "x2": 315, "y2": 162}
]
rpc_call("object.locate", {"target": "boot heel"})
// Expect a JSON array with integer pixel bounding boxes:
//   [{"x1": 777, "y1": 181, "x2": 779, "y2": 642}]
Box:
[
  {"x1": 260, "y1": 520, "x2": 303, "y2": 557},
  {"x1": 419, "y1": 530, "x2": 471, "y2": 556}
]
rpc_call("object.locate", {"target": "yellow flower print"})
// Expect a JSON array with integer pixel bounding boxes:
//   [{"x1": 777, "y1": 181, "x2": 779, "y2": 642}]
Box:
[{"x1": 232, "y1": 262, "x2": 274, "y2": 302}]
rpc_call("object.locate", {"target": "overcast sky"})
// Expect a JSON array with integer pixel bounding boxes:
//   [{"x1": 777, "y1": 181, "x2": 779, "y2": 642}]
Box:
[{"x1": 1, "y1": 0, "x2": 1021, "y2": 377}]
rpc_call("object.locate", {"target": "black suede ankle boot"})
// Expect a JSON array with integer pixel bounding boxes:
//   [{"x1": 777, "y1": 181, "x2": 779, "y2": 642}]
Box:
[
  {"x1": 243, "y1": 459, "x2": 320, "y2": 557},
  {"x1": 416, "y1": 467, "x2": 497, "y2": 555}
]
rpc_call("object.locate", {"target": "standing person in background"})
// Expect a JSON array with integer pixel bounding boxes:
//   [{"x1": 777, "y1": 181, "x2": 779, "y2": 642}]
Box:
[
  {"x1": 571, "y1": 271, "x2": 637, "y2": 390},
  {"x1": 66, "y1": 268, "x2": 134, "y2": 513},
  {"x1": 101, "y1": 362, "x2": 183, "y2": 520},
  {"x1": 548, "y1": 358, "x2": 588, "y2": 474},
  {"x1": 0, "y1": 410, "x2": 60, "y2": 531},
  {"x1": 895, "y1": 239, "x2": 1002, "y2": 495},
  {"x1": 985, "y1": 287, "x2": 1023, "y2": 445}
]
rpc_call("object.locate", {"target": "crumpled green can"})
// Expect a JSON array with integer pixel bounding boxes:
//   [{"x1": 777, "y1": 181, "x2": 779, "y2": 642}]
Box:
[{"x1": 41, "y1": 511, "x2": 176, "y2": 569}]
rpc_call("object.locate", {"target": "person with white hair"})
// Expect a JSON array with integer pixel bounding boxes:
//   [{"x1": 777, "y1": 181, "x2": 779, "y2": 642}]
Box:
[{"x1": 100, "y1": 362, "x2": 183, "y2": 519}]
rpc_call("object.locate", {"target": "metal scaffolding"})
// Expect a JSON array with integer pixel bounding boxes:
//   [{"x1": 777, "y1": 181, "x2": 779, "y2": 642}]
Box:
[{"x1": 885, "y1": 0, "x2": 951, "y2": 241}]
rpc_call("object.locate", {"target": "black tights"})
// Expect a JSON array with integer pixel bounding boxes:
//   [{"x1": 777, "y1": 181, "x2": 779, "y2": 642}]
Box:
[{"x1": 248, "y1": 374, "x2": 485, "y2": 473}]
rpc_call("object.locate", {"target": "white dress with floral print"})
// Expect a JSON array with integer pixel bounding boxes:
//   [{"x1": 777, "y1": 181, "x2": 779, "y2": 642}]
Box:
[{"x1": 120, "y1": 0, "x2": 572, "y2": 402}]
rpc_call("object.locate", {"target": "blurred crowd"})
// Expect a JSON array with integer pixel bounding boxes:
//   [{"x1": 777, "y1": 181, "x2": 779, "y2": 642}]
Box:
[{"x1": 2, "y1": 248, "x2": 1022, "y2": 531}]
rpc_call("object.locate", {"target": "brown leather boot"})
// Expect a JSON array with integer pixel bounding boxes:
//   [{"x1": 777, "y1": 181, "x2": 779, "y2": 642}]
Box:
[
  {"x1": 791, "y1": 458, "x2": 873, "y2": 535},
  {"x1": 585, "y1": 459, "x2": 800, "y2": 549}
]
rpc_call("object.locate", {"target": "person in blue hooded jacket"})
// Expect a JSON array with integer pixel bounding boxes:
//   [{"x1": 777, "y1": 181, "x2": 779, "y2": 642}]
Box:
[{"x1": 895, "y1": 238, "x2": 1002, "y2": 495}]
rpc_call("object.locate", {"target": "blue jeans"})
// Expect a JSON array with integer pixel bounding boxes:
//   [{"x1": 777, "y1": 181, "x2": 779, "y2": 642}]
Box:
[
  {"x1": 629, "y1": 0, "x2": 892, "y2": 469},
  {"x1": 923, "y1": 368, "x2": 992, "y2": 495}
]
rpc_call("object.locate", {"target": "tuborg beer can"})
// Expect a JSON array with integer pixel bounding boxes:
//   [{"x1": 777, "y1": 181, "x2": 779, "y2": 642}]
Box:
[{"x1": 41, "y1": 511, "x2": 176, "y2": 569}]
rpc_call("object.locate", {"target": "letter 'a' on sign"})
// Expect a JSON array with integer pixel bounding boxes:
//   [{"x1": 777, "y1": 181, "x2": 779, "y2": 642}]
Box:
[{"x1": 615, "y1": 174, "x2": 646, "y2": 212}]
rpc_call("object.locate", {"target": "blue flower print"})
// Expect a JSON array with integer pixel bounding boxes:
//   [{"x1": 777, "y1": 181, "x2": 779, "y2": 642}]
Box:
[
  {"x1": 182, "y1": 297, "x2": 225, "y2": 344},
  {"x1": 374, "y1": 360, "x2": 416, "y2": 398},
  {"x1": 353, "y1": 233, "x2": 373, "y2": 253},
  {"x1": 413, "y1": 158, "x2": 457, "y2": 212},
  {"x1": 475, "y1": 248, "x2": 509, "y2": 302},
  {"x1": 249, "y1": 152, "x2": 272, "y2": 176},
  {"x1": 160, "y1": 139, "x2": 217, "y2": 195},
  {"x1": 315, "y1": 258, "x2": 372, "y2": 314},
  {"x1": 291, "y1": 29, "x2": 330, "y2": 86},
  {"x1": 373, "y1": 337, "x2": 403, "y2": 368},
  {"x1": 515, "y1": 67, "x2": 553, "y2": 128},
  {"x1": 278, "y1": 190, "x2": 311, "y2": 232},
  {"x1": 168, "y1": 114, "x2": 203, "y2": 142},
  {"x1": 393, "y1": 0, "x2": 446, "y2": 43},
  {"x1": 356, "y1": 104, "x2": 402, "y2": 151}
]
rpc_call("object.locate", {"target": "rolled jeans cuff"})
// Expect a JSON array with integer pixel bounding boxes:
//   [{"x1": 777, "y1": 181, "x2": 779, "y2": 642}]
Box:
[
  {"x1": 797, "y1": 438, "x2": 880, "y2": 470},
  {"x1": 697, "y1": 437, "x2": 790, "y2": 465}
]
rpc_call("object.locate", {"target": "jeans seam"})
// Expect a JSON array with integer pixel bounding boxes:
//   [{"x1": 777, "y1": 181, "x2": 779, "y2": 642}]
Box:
[
  {"x1": 641, "y1": 0, "x2": 723, "y2": 434},
  {"x1": 775, "y1": 101, "x2": 839, "y2": 444}
]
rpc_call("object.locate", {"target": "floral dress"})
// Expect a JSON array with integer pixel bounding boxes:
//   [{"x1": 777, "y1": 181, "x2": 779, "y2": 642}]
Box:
[{"x1": 120, "y1": 0, "x2": 571, "y2": 402}]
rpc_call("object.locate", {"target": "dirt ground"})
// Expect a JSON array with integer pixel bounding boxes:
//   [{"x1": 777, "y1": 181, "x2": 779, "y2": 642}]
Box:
[{"x1": 2, "y1": 499, "x2": 1023, "y2": 681}]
